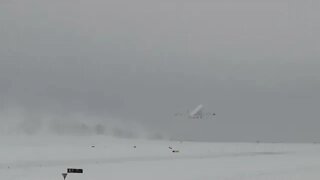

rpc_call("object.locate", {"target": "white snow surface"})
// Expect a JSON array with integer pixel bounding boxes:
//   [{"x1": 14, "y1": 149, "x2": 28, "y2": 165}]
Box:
[{"x1": 1, "y1": 136, "x2": 320, "y2": 180}]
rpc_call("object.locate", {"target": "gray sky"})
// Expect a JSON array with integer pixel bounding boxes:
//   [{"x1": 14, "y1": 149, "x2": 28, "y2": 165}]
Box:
[{"x1": 0, "y1": 0, "x2": 319, "y2": 142}]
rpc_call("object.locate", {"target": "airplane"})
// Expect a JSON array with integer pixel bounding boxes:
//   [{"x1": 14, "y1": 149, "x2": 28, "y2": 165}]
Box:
[{"x1": 174, "y1": 104, "x2": 216, "y2": 120}]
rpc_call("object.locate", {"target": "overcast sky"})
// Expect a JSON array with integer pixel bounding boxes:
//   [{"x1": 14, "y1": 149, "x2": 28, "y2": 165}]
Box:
[{"x1": 0, "y1": 0, "x2": 319, "y2": 142}]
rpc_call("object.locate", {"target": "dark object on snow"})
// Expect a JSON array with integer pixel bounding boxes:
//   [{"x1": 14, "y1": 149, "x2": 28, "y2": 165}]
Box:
[
  {"x1": 91, "y1": 145, "x2": 95, "y2": 148},
  {"x1": 62, "y1": 173, "x2": 68, "y2": 180},
  {"x1": 172, "y1": 150, "x2": 180, "y2": 153},
  {"x1": 168, "y1": 146, "x2": 173, "y2": 149},
  {"x1": 133, "y1": 145, "x2": 137, "y2": 148}
]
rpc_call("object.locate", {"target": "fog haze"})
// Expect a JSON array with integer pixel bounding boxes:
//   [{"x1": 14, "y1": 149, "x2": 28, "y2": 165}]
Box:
[{"x1": 1, "y1": 0, "x2": 319, "y2": 142}]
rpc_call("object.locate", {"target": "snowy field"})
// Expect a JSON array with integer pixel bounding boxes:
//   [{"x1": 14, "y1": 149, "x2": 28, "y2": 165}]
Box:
[{"x1": 1, "y1": 136, "x2": 320, "y2": 180}]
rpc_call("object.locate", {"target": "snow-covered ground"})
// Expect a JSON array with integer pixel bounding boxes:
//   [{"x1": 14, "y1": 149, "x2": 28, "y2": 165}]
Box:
[{"x1": 1, "y1": 136, "x2": 320, "y2": 180}]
